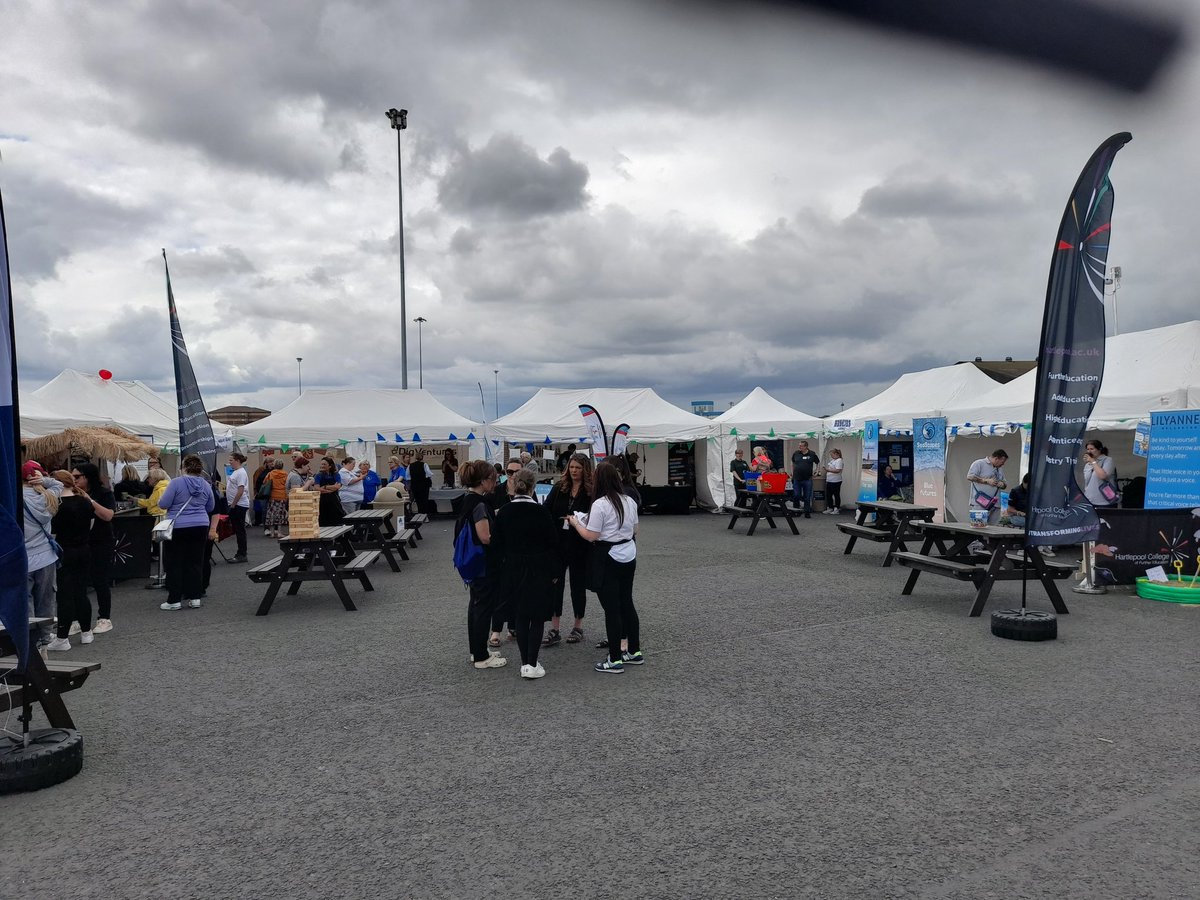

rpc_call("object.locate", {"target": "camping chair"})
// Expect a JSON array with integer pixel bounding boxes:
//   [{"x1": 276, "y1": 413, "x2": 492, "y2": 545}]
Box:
[{"x1": 212, "y1": 514, "x2": 237, "y2": 563}]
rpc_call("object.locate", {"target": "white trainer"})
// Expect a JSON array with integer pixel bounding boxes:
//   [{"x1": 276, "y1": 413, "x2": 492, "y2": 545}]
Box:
[
  {"x1": 188, "y1": 598, "x2": 202, "y2": 608},
  {"x1": 68, "y1": 622, "x2": 81, "y2": 636},
  {"x1": 529, "y1": 662, "x2": 546, "y2": 679},
  {"x1": 92, "y1": 618, "x2": 113, "y2": 634},
  {"x1": 474, "y1": 655, "x2": 507, "y2": 669},
  {"x1": 46, "y1": 637, "x2": 71, "y2": 652},
  {"x1": 520, "y1": 664, "x2": 533, "y2": 678},
  {"x1": 160, "y1": 601, "x2": 182, "y2": 611},
  {"x1": 80, "y1": 631, "x2": 94, "y2": 644}
]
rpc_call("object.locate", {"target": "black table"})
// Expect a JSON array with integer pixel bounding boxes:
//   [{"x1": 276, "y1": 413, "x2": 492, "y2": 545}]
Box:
[
  {"x1": 1, "y1": 618, "x2": 98, "y2": 729},
  {"x1": 727, "y1": 491, "x2": 800, "y2": 536},
  {"x1": 892, "y1": 521, "x2": 1072, "y2": 617},
  {"x1": 252, "y1": 525, "x2": 377, "y2": 615},
  {"x1": 343, "y1": 508, "x2": 401, "y2": 571},
  {"x1": 838, "y1": 500, "x2": 938, "y2": 567}
]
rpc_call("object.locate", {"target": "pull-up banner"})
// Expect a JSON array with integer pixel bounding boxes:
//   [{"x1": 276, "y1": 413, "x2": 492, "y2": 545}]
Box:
[
  {"x1": 913, "y1": 417, "x2": 946, "y2": 522},
  {"x1": 1026, "y1": 133, "x2": 1131, "y2": 547},
  {"x1": 858, "y1": 419, "x2": 879, "y2": 503}
]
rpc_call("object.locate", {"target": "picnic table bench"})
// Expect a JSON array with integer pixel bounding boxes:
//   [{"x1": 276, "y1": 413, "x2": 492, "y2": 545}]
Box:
[
  {"x1": 248, "y1": 525, "x2": 382, "y2": 615},
  {"x1": 344, "y1": 508, "x2": 402, "y2": 572},
  {"x1": 383, "y1": 528, "x2": 418, "y2": 561},
  {"x1": 726, "y1": 491, "x2": 800, "y2": 536},
  {"x1": 892, "y1": 521, "x2": 1072, "y2": 617},
  {"x1": 408, "y1": 513, "x2": 428, "y2": 540},
  {"x1": 1, "y1": 619, "x2": 100, "y2": 729},
  {"x1": 838, "y1": 500, "x2": 938, "y2": 566}
]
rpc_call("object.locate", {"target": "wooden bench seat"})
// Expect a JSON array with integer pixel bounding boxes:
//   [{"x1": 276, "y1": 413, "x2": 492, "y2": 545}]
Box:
[
  {"x1": 837, "y1": 523, "x2": 892, "y2": 542},
  {"x1": 408, "y1": 514, "x2": 428, "y2": 539},
  {"x1": 339, "y1": 550, "x2": 381, "y2": 592},
  {"x1": 383, "y1": 529, "x2": 416, "y2": 560},
  {"x1": 1003, "y1": 551, "x2": 1077, "y2": 576},
  {"x1": 891, "y1": 551, "x2": 983, "y2": 581},
  {"x1": 246, "y1": 556, "x2": 286, "y2": 584},
  {"x1": 0, "y1": 657, "x2": 101, "y2": 715}
]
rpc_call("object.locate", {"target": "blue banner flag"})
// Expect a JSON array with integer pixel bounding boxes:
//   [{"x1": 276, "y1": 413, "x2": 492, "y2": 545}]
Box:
[
  {"x1": 164, "y1": 251, "x2": 217, "y2": 477},
  {"x1": 0, "y1": 187, "x2": 30, "y2": 669},
  {"x1": 1026, "y1": 133, "x2": 1131, "y2": 546}
]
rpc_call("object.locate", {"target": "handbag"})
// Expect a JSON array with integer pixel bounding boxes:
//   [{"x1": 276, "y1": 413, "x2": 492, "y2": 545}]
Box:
[
  {"x1": 1098, "y1": 480, "x2": 1119, "y2": 504},
  {"x1": 972, "y1": 489, "x2": 999, "y2": 511},
  {"x1": 23, "y1": 500, "x2": 63, "y2": 567},
  {"x1": 257, "y1": 479, "x2": 273, "y2": 500},
  {"x1": 152, "y1": 496, "x2": 192, "y2": 542}
]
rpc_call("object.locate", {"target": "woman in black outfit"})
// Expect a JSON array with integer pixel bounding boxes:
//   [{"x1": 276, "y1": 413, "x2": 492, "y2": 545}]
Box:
[
  {"x1": 49, "y1": 475, "x2": 96, "y2": 650},
  {"x1": 73, "y1": 462, "x2": 117, "y2": 633},
  {"x1": 314, "y1": 456, "x2": 345, "y2": 526},
  {"x1": 409, "y1": 449, "x2": 433, "y2": 516},
  {"x1": 543, "y1": 452, "x2": 593, "y2": 647},
  {"x1": 458, "y1": 460, "x2": 506, "y2": 670},
  {"x1": 491, "y1": 468, "x2": 560, "y2": 679}
]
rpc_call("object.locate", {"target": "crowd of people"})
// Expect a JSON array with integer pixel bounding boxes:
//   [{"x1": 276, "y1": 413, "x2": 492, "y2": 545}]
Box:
[
  {"x1": 730, "y1": 442, "x2": 844, "y2": 515},
  {"x1": 457, "y1": 455, "x2": 643, "y2": 679}
]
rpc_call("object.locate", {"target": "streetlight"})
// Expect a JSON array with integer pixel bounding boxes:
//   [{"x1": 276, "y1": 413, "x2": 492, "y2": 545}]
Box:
[
  {"x1": 1105, "y1": 265, "x2": 1122, "y2": 336},
  {"x1": 413, "y1": 316, "x2": 427, "y2": 389},
  {"x1": 493, "y1": 369, "x2": 499, "y2": 420},
  {"x1": 296, "y1": 357, "x2": 303, "y2": 396},
  {"x1": 385, "y1": 107, "x2": 409, "y2": 389}
]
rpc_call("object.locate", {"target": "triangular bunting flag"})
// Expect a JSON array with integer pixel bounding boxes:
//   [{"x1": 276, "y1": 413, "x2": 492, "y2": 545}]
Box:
[
  {"x1": 377, "y1": 433, "x2": 387, "y2": 442},
  {"x1": 730, "y1": 428, "x2": 739, "y2": 436},
  {"x1": 448, "y1": 433, "x2": 458, "y2": 441},
  {"x1": 256, "y1": 435, "x2": 265, "y2": 444},
  {"x1": 412, "y1": 433, "x2": 421, "y2": 442},
  {"x1": 543, "y1": 436, "x2": 552, "y2": 444},
  {"x1": 767, "y1": 428, "x2": 775, "y2": 437},
  {"x1": 281, "y1": 444, "x2": 289, "y2": 452},
  {"x1": 467, "y1": 432, "x2": 476, "y2": 440}
]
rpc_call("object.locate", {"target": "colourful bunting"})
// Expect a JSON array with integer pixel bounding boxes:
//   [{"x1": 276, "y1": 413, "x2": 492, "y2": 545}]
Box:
[
  {"x1": 256, "y1": 435, "x2": 265, "y2": 444},
  {"x1": 377, "y1": 433, "x2": 387, "y2": 442},
  {"x1": 467, "y1": 432, "x2": 476, "y2": 440},
  {"x1": 395, "y1": 433, "x2": 404, "y2": 443},
  {"x1": 448, "y1": 433, "x2": 458, "y2": 441},
  {"x1": 412, "y1": 433, "x2": 421, "y2": 442}
]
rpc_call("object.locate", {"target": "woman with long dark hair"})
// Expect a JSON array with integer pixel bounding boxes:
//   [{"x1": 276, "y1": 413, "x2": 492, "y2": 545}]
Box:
[
  {"x1": 314, "y1": 456, "x2": 345, "y2": 526},
  {"x1": 156, "y1": 454, "x2": 215, "y2": 611},
  {"x1": 48, "y1": 467, "x2": 96, "y2": 650},
  {"x1": 491, "y1": 468, "x2": 560, "y2": 678},
  {"x1": 457, "y1": 460, "x2": 506, "y2": 670},
  {"x1": 72, "y1": 462, "x2": 117, "y2": 634},
  {"x1": 568, "y1": 461, "x2": 641, "y2": 673},
  {"x1": 543, "y1": 452, "x2": 593, "y2": 647}
]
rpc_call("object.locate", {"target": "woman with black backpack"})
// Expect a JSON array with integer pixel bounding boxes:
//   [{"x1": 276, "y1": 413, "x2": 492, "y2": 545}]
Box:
[{"x1": 457, "y1": 460, "x2": 506, "y2": 670}]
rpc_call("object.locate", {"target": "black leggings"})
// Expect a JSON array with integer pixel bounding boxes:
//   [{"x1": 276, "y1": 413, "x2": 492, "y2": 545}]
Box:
[
  {"x1": 89, "y1": 540, "x2": 113, "y2": 619},
  {"x1": 165, "y1": 526, "x2": 208, "y2": 604},
  {"x1": 468, "y1": 578, "x2": 500, "y2": 662},
  {"x1": 597, "y1": 558, "x2": 638, "y2": 663},
  {"x1": 56, "y1": 547, "x2": 92, "y2": 637},
  {"x1": 552, "y1": 552, "x2": 588, "y2": 619},
  {"x1": 514, "y1": 611, "x2": 544, "y2": 666},
  {"x1": 827, "y1": 482, "x2": 842, "y2": 509}
]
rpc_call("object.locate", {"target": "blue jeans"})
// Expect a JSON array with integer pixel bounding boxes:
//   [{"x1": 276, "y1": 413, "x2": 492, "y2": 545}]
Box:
[{"x1": 792, "y1": 477, "x2": 813, "y2": 513}]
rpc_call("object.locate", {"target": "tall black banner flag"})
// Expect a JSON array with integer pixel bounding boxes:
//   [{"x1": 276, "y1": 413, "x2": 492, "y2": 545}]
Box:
[
  {"x1": 164, "y1": 251, "x2": 217, "y2": 476},
  {"x1": 1026, "y1": 133, "x2": 1131, "y2": 547}
]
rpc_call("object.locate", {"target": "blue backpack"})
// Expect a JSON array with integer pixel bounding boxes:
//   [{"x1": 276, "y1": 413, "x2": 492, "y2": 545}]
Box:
[{"x1": 453, "y1": 510, "x2": 487, "y2": 585}]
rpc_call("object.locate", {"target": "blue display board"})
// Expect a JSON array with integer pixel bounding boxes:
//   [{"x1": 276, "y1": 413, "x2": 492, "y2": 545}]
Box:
[
  {"x1": 858, "y1": 419, "x2": 879, "y2": 503},
  {"x1": 1145, "y1": 409, "x2": 1200, "y2": 509}
]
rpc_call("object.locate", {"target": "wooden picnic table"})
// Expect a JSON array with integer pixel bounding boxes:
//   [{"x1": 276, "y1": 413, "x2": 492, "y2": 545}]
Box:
[
  {"x1": 838, "y1": 499, "x2": 938, "y2": 567},
  {"x1": 247, "y1": 525, "x2": 381, "y2": 616},
  {"x1": 891, "y1": 520, "x2": 1073, "y2": 617},
  {"x1": 343, "y1": 508, "x2": 401, "y2": 572},
  {"x1": 1, "y1": 618, "x2": 99, "y2": 729},
  {"x1": 726, "y1": 491, "x2": 800, "y2": 536}
]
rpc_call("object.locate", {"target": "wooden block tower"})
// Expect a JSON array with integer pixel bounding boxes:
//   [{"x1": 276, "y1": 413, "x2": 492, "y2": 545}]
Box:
[{"x1": 288, "y1": 490, "x2": 320, "y2": 538}]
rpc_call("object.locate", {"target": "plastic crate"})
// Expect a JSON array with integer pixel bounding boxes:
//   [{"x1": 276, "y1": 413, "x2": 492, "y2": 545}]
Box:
[{"x1": 759, "y1": 473, "x2": 788, "y2": 493}]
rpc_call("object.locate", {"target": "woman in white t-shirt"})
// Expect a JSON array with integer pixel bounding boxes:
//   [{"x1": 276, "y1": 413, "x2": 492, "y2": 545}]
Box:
[
  {"x1": 823, "y1": 449, "x2": 844, "y2": 514},
  {"x1": 569, "y1": 461, "x2": 641, "y2": 673}
]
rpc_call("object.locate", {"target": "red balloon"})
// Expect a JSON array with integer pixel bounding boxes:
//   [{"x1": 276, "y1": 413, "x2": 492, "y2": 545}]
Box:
[{"x1": 98, "y1": 369, "x2": 113, "y2": 380}]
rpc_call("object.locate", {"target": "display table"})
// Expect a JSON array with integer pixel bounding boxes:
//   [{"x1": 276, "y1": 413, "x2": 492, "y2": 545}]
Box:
[
  {"x1": 640, "y1": 484, "x2": 694, "y2": 514},
  {"x1": 111, "y1": 509, "x2": 154, "y2": 580}
]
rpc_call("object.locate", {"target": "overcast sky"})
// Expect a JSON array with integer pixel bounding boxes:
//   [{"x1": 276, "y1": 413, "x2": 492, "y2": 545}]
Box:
[{"x1": 2, "y1": 0, "x2": 1196, "y2": 423}]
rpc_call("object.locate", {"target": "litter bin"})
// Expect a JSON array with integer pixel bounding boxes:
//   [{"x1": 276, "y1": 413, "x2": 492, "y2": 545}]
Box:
[{"x1": 811, "y1": 475, "x2": 827, "y2": 512}]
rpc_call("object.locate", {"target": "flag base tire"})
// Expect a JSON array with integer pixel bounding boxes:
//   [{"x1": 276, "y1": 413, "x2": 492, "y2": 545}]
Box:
[
  {"x1": 991, "y1": 609, "x2": 1057, "y2": 642},
  {"x1": 0, "y1": 728, "x2": 84, "y2": 794}
]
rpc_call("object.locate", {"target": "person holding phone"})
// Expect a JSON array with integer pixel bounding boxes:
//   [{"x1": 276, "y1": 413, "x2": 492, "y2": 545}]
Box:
[
  {"x1": 967, "y1": 449, "x2": 1008, "y2": 525},
  {"x1": 1082, "y1": 439, "x2": 1119, "y2": 508}
]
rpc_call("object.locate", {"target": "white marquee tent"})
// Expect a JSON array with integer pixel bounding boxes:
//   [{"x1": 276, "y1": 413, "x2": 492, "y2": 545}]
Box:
[
  {"x1": 23, "y1": 369, "x2": 180, "y2": 446},
  {"x1": 490, "y1": 388, "x2": 718, "y2": 503},
  {"x1": 241, "y1": 388, "x2": 483, "y2": 452},
  {"x1": 709, "y1": 387, "x2": 825, "y2": 509}
]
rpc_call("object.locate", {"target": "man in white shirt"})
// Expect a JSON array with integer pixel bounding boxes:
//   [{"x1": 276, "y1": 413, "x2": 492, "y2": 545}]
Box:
[
  {"x1": 339, "y1": 456, "x2": 366, "y2": 513},
  {"x1": 226, "y1": 452, "x2": 251, "y2": 562},
  {"x1": 967, "y1": 449, "x2": 1008, "y2": 525}
]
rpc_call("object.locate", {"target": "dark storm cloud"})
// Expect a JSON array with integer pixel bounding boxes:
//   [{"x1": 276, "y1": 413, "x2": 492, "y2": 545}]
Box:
[
  {"x1": 437, "y1": 135, "x2": 590, "y2": 220},
  {"x1": 3, "y1": 171, "x2": 157, "y2": 281},
  {"x1": 858, "y1": 176, "x2": 1020, "y2": 219}
]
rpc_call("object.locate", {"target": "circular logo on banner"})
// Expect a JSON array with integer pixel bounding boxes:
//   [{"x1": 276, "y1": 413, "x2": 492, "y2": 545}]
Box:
[{"x1": 920, "y1": 421, "x2": 937, "y2": 441}]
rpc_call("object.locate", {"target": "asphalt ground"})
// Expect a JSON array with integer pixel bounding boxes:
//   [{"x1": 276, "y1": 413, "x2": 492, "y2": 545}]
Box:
[{"x1": 3, "y1": 508, "x2": 1199, "y2": 899}]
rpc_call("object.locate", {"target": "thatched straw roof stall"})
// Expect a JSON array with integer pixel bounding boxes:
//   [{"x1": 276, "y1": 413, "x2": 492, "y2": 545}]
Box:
[{"x1": 23, "y1": 425, "x2": 158, "y2": 464}]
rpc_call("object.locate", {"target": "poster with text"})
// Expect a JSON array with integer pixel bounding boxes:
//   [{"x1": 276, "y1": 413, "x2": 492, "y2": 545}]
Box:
[
  {"x1": 858, "y1": 419, "x2": 879, "y2": 503},
  {"x1": 1145, "y1": 409, "x2": 1200, "y2": 509},
  {"x1": 913, "y1": 417, "x2": 946, "y2": 522},
  {"x1": 1092, "y1": 508, "x2": 1196, "y2": 585}
]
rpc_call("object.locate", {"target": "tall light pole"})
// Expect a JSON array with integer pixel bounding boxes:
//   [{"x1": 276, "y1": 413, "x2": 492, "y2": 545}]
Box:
[
  {"x1": 1105, "y1": 265, "x2": 1122, "y2": 336},
  {"x1": 296, "y1": 357, "x2": 303, "y2": 396},
  {"x1": 413, "y1": 316, "x2": 427, "y2": 389},
  {"x1": 493, "y1": 369, "x2": 500, "y2": 420},
  {"x1": 385, "y1": 107, "x2": 409, "y2": 389}
]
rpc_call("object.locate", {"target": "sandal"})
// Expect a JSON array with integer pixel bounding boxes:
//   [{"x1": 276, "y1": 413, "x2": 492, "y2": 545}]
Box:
[
  {"x1": 566, "y1": 627, "x2": 584, "y2": 644},
  {"x1": 487, "y1": 635, "x2": 501, "y2": 648},
  {"x1": 542, "y1": 628, "x2": 562, "y2": 647},
  {"x1": 595, "y1": 638, "x2": 609, "y2": 649}
]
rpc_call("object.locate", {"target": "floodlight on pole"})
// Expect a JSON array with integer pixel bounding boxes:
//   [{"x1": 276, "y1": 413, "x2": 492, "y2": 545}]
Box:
[
  {"x1": 385, "y1": 107, "x2": 409, "y2": 388},
  {"x1": 1105, "y1": 265, "x2": 1122, "y2": 336},
  {"x1": 296, "y1": 357, "x2": 303, "y2": 396}
]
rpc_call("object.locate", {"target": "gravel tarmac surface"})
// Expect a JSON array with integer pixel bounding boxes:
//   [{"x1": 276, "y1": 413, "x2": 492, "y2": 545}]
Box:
[{"x1": 3, "y1": 509, "x2": 1198, "y2": 899}]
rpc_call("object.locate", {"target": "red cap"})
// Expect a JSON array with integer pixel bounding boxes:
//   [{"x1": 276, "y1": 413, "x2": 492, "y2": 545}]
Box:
[{"x1": 22, "y1": 461, "x2": 46, "y2": 479}]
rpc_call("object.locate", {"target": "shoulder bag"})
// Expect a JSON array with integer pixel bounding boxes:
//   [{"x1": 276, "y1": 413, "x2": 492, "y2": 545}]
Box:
[{"x1": 152, "y1": 496, "x2": 192, "y2": 542}]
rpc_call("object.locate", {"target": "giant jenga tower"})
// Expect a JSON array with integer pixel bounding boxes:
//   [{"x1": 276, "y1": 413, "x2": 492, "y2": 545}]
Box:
[{"x1": 288, "y1": 490, "x2": 320, "y2": 538}]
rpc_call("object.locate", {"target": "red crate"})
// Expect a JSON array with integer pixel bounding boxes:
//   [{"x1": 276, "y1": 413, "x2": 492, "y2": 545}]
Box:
[{"x1": 759, "y1": 473, "x2": 788, "y2": 493}]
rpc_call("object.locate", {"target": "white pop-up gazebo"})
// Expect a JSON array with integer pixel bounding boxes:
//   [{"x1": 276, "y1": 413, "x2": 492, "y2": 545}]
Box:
[
  {"x1": 709, "y1": 387, "x2": 825, "y2": 508},
  {"x1": 24, "y1": 369, "x2": 180, "y2": 446},
  {"x1": 490, "y1": 388, "x2": 718, "y2": 503}
]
